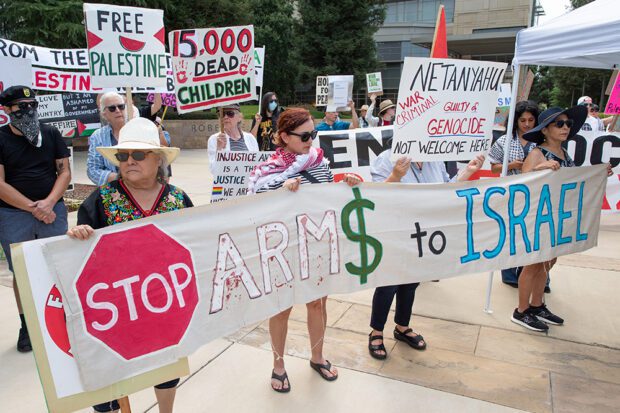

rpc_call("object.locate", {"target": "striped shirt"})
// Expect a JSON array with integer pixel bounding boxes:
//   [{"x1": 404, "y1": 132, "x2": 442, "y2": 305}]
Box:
[
  {"x1": 229, "y1": 138, "x2": 249, "y2": 151},
  {"x1": 256, "y1": 162, "x2": 334, "y2": 193}
]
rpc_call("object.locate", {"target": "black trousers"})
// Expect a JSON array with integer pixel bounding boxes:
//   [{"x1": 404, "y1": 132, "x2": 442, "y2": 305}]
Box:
[{"x1": 370, "y1": 283, "x2": 420, "y2": 331}]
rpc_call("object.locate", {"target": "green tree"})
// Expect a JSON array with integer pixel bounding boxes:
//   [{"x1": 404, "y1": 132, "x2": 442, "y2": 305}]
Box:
[
  {"x1": 528, "y1": 0, "x2": 612, "y2": 108},
  {"x1": 249, "y1": 0, "x2": 298, "y2": 101},
  {"x1": 294, "y1": 0, "x2": 386, "y2": 91},
  {"x1": 0, "y1": 0, "x2": 251, "y2": 48},
  {"x1": 0, "y1": 0, "x2": 85, "y2": 48}
]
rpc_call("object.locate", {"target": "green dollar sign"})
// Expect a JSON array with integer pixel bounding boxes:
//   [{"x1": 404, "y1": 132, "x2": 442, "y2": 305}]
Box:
[{"x1": 340, "y1": 187, "x2": 383, "y2": 284}]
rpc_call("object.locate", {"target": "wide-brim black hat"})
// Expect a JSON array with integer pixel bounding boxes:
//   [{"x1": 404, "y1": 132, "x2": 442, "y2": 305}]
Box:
[{"x1": 522, "y1": 105, "x2": 587, "y2": 144}]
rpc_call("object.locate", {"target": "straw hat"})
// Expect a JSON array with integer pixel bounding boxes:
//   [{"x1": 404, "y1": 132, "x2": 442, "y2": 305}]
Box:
[
  {"x1": 379, "y1": 99, "x2": 395, "y2": 114},
  {"x1": 97, "y1": 118, "x2": 180, "y2": 166}
]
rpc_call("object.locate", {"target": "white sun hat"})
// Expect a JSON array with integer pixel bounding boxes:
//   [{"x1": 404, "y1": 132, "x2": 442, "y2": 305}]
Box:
[{"x1": 97, "y1": 118, "x2": 180, "y2": 166}]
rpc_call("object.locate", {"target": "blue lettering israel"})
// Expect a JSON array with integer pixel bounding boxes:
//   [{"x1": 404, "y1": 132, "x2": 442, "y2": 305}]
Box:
[{"x1": 457, "y1": 181, "x2": 588, "y2": 264}]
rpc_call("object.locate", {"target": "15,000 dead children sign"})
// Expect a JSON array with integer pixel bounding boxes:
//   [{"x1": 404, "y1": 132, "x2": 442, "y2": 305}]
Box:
[{"x1": 169, "y1": 26, "x2": 256, "y2": 113}]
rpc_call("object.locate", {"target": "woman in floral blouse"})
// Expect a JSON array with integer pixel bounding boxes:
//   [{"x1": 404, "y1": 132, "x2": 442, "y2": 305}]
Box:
[{"x1": 67, "y1": 117, "x2": 190, "y2": 413}]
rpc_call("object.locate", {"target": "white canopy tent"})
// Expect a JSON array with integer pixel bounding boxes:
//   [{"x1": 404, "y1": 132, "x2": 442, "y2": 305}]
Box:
[{"x1": 484, "y1": 0, "x2": 620, "y2": 313}]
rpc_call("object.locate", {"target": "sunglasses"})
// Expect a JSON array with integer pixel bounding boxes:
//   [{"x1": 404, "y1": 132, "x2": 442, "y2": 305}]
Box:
[
  {"x1": 220, "y1": 110, "x2": 238, "y2": 118},
  {"x1": 106, "y1": 104, "x2": 126, "y2": 112},
  {"x1": 551, "y1": 119, "x2": 574, "y2": 128},
  {"x1": 13, "y1": 101, "x2": 39, "y2": 111},
  {"x1": 114, "y1": 151, "x2": 152, "y2": 162},
  {"x1": 270, "y1": 99, "x2": 278, "y2": 103},
  {"x1": 288, "y1": 129, "x2": 318, "y2": 142}
]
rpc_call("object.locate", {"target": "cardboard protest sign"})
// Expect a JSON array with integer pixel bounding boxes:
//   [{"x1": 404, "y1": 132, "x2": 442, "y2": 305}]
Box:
[
  {"x1": 39, "y1": 165, "x2": 606, "y2": 389},
  {"x1": 494, "y1": 83, "x2": 512, "y2": 131},
  {"x1": 0, "y1": 55, "x2": 33, "y2": 126},
  {"x1": 147, "y1": 92, "x2": 177, "y2": 108},
  {"x1": 169, "y1": 25, "x2": 256, "y2": 113},
  {"x1": 328, "y1": 75, "x2": 353, "y2": 111},
  {"x1": 605, "y1": 74, "x2": 620, "y2": 115},
  {"x1": 254, "y1": 46, "x2": 265, "y2": 89},
  {"x1": 315, "y1": 76, "x2": 328, "y2": 106},
  {"x1": 366, "y1": 72, "x2": 383, "y2": 96},
  {"x1": 210, "y1": 151, "x2": 272, "y2": 202},
  {"x1": 11, "y1": 240, "x2": 189, "y2": 413},
  {"x1": 391, "y1": 57, "x2": 507, "y2": 161},
  {"x1": 83, "y1": 3, "x2": 167, "y2": 88},
  {"x1": 36, "y1": 93, "x2": 100, "y2": 138}
]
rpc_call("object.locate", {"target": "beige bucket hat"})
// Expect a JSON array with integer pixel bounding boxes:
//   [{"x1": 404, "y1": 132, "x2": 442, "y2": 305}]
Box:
[{"x1": 97, "y1": 118, "x2": 180, "y2": 166}]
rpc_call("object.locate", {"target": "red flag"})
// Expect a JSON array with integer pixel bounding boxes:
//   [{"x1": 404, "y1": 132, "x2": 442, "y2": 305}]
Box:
[{"x1": 430, "y1": 5, "x2": 448, "y2": 58}]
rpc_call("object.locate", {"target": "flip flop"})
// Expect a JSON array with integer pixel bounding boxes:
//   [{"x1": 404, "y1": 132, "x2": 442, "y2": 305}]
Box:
[
  {"x1": 394, "y1": 328, "x2": 426, "y2": 350},
  {"x1": 309, "y1": 360, "x2": 338, "y2": 381},
  {"x1": 271, "y1": 370, "x2": 291, "y2": 393}
]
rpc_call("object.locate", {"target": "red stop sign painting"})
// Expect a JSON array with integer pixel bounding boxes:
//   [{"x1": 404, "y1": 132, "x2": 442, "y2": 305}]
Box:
[{"x1": 75, "y1": 224, "x2": 198, "y2": 360}]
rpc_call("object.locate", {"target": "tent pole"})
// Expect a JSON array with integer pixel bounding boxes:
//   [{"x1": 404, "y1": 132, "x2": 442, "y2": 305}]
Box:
[{"x1": 484, "y1": 64, "x2": 521, "y2": 315}]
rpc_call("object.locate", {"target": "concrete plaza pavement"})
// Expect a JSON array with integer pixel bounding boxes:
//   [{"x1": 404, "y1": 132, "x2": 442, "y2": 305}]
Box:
[{"x1": 0, "y1": 149, "x2": 619, "y2": 412}]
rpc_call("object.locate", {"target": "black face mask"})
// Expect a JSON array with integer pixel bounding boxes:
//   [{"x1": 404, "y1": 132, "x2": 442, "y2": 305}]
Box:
[{"x1": 9, "y1": 106, "x2": 40, "y2": 146}]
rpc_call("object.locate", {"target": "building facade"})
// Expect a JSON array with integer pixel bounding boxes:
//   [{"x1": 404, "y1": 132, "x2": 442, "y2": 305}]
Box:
[{"x1": 374, "y1": 0, "x2": 543, "y2": 97}]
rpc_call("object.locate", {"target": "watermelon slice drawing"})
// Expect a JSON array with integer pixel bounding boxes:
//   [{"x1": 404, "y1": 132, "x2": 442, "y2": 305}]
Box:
[{"x1": 119, "y1": 35, "x2": 146, "y2": 52}]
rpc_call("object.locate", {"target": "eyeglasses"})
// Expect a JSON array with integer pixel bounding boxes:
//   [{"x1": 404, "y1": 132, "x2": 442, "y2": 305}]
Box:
[
  {"x1": 13, "y1": 101, "x2": 39, "y2": 111},
  {"x1": 551, "y1": 119, "x2": 574, "y2": 128},
  {"x1": 114, "y1": 151, "x2": 152, "y2": 162},
  {"x1": 106, "y1": 104, "x2": 126, "y2": 112},
  {"x1": 288, "y1": 129, "x2": 318, "y2": 142},
  {"x1": 221, "y1": 110, "x2": 238, "y2": 118}
]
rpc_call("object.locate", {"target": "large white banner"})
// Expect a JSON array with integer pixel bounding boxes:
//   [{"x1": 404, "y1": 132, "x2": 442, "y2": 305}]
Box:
[
  {"x1": 566, "y1": 130, "x2": 620, "y2": 212},
  {"x1": 83, "y1": 3, "x2": 168, "y2": 88},
  {"x1": 313, "y1": 126, "x2": 393, "y2": 181},
  {"x1": 0, "y1": 37, "x2": 174, "y2": 93},
  {"x1": 391, "y1": 57, "x2": 507, "y2": 161},
  {"x1": 169, "y1": 25, "x2": 256, "y2": 113},
  {"x1": 31, "y1": 165, "x2": 606, "y2": 390}
]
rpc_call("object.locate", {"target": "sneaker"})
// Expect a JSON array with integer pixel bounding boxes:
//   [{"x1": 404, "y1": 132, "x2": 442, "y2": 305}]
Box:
[
  {"x1": 17, "y1": 327, "x2": 32, "y2": 353},
  {"x1": 511, "y1": 308, "x2": 549, "y2": 332},
  {"x1": 529, "y1": 304, "x2": 563, "y2": 325}
]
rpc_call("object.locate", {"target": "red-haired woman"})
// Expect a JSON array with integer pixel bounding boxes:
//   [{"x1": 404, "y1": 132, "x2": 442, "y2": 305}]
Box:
[{"x1": 248, "y1": 108, "x2": 360, "y2": 393}]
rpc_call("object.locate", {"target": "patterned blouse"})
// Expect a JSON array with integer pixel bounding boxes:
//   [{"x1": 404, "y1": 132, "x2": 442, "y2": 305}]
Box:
[
  {"x1": 78, "y1": 180, "x2": 193, "y2": 228},
  {"x1": 488, "y1": 133, "x2": 536, "y2": 176},
  {"x1": 535, "y1": 146, "x2": 575, "y2": 168}
]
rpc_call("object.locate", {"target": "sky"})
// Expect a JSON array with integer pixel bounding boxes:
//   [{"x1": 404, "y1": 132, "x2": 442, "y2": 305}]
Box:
[{"x1": 537, "y1": 0, "x2": 572, "y2": 24}]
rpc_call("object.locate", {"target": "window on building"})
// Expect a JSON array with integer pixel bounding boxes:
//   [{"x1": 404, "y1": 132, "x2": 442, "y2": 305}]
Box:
[
  {"x1": 376, "y1": 42, "x2": 403, "y2": 61},
  {"x1": 380, "y1": 63, "x2": 403, "y2": 90},
  {"x1": 385, "y1": 0, "x2": 455, "y2": 24}
]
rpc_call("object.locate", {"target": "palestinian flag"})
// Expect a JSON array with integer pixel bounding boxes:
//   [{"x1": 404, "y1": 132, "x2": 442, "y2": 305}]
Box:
[{"x1": 77, "y1": 120, "x2": 100, "y2": 137}]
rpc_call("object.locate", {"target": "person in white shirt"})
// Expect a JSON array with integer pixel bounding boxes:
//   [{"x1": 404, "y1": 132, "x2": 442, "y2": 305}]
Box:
[{"x1": 207, "y1": 103, "x2": 258, "y2": 173}]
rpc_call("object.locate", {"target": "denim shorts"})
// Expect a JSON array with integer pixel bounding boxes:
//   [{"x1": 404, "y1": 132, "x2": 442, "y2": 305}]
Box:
[{"x1": 0, "y1": 201, "x2": 68, "y2": 273}]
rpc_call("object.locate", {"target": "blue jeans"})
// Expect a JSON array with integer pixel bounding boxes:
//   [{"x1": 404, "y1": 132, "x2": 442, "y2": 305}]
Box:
[{"x1": 0, "y1": 202, "x2": 68, "y2": 273}]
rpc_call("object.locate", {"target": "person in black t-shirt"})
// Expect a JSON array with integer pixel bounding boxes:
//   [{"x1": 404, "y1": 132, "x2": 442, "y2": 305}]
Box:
[
  {"x1": 250, "y1": 92, "x2": 283, "y2": 151},
  {"x1": 0, "y1": 86, "x2": 71, "y2": 353}
]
